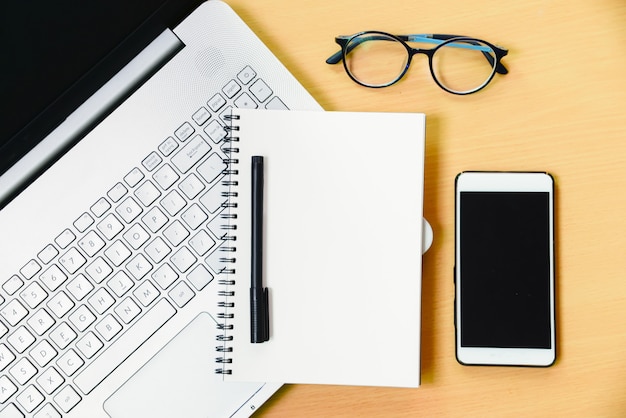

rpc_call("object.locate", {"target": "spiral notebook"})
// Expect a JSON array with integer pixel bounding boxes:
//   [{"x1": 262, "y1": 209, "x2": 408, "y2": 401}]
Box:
[{"x1": 216, "y1": 109, "x2": 425, "y2": 388}]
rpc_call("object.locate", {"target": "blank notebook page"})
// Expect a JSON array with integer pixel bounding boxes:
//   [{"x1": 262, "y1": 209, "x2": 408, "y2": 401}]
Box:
[{"x1": 222, "y1": 109, "x2": 425, "y2": 387}]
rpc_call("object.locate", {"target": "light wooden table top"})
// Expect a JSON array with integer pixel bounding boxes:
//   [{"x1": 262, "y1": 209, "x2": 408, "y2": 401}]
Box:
[{"x1": 225, "y1": 0, "x2": 626, "y2": 416}]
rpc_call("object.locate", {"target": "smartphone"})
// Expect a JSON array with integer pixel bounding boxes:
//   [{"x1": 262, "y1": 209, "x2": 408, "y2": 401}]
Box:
[{"x1": 454, "y1": 171, "x2": 556, "y2": 366}]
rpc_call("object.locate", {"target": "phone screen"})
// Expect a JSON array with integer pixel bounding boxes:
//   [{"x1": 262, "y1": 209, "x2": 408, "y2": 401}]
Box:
[{"x1": 460, "y1": 191, "x2": 551, "y2": 349}]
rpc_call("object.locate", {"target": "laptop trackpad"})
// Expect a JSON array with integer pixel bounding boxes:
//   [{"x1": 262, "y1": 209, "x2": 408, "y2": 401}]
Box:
[{"x1": 104, "y1": 312, "x2": 263, "y2": 418}]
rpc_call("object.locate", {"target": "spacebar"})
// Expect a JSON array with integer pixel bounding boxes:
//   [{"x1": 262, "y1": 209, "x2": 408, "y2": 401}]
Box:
[{"x1": 74, "y1": 299, "x2": 176, "y2": 395}]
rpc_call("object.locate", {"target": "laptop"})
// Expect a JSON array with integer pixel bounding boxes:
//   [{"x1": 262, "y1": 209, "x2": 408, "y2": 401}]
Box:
[{"x1": 0, "y1": 0, "x2": 321, "y2": 416}]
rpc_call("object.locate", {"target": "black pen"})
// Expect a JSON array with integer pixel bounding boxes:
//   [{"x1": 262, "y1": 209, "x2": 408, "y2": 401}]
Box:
[{"x1": 250, "y1": 156, "x2": 269, "y2": 343}]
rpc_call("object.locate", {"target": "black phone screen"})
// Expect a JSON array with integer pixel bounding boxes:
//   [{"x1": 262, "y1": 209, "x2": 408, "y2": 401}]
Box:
[{"x1": 459, "y1": 191, "x2": 552, "y2": 349}]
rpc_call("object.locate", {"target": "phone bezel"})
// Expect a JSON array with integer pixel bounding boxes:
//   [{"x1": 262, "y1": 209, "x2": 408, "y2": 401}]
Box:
[{"x1": 454, "y1": 171, "x2": 556, "y2": 367}]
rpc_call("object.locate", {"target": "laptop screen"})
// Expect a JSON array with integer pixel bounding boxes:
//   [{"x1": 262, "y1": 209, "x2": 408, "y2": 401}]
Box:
[{"x1": 0, "y1": 0, "x2": 201, "y2": 178}]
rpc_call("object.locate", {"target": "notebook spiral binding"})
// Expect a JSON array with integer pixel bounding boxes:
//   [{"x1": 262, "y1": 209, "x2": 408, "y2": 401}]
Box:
[{"x1": 215, "y1": 113, "x2": 241, "y2": 375}]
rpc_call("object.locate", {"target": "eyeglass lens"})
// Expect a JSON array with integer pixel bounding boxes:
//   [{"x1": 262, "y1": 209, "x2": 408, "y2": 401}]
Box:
[{"x1": 344, "y1": 34, "x2": 497, "y2": 93}]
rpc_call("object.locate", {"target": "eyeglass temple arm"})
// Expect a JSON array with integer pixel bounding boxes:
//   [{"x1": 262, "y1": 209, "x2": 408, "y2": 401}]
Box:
[{"x1": 326, "y1": 34, "x2": 508, "y2": 74}]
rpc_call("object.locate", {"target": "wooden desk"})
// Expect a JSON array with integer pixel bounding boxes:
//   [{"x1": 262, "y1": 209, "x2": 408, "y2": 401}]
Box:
[{"x1": 225, "y1": 0, "x2": 626, "y2": 415}]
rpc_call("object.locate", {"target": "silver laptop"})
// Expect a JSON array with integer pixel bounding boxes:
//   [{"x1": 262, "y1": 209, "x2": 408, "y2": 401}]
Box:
[{"x1": 0, "y1": 1, "x2": 321, "y2": 416}]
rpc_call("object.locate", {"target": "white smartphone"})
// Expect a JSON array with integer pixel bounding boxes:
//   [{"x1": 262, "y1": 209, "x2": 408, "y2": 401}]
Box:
[{"x1": 455, "y1": 171, "x2": 556, "y2": 367}]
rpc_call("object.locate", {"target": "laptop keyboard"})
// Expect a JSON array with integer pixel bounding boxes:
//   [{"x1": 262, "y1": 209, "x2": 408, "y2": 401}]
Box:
[{"x1": 0, "y1": 65, "x2": 285, "y2": 417}]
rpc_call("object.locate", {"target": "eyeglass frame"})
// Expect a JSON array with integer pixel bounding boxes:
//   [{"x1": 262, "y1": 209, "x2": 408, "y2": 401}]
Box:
[{"x1": 326, "y1": 31, "x2": 509, "y2": 95}]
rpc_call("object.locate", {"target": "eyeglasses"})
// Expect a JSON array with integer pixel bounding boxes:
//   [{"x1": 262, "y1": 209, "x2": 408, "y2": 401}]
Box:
[{"x1": 326, "y1": 31, "x2": 509, "y2": 95}]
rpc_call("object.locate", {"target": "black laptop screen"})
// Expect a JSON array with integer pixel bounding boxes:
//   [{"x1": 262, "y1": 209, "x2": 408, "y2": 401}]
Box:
[{"x1": 0, "y1": 0, "x2": 200, "y2": 178}]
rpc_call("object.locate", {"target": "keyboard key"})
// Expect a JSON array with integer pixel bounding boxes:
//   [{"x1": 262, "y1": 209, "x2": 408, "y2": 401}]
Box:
[
  {"x1": 126, "y1": 254, "x2": 153, "y2": 281},
  {"x1": 123, "y1": 167, "x2": 144, "y2": 188},
  {"x1": 192, "y1": 106, "x2": 211, "y2": 126},
  {"x1": 169, "y1": 281, "x2": 195, "y2": 308},
  {"x1": 234, "y1": 92, "x2": 258, "y2": 109},
  {"x1": 222, "y1": 79, "x2": 241, "y2": 98},
  {"x1": 187, "y1": 264, "x2": 214, "y2": 291},
  {"x1": 88, "y1": 288, "x2": 115, "y2": 315},
  {"x1": 19, "y1": 259, "x2": 41, "y2": 280},
  {"x1": 203, "y1": 119, "x2": 227, "y2": 143},
  {"x1": 163, "y1": 220, "x2": 189, "y2": 247},
  {"x1": 73, "y1": 212, "x2": 94, "y2": 233},
  {"x1": 53, "y1": 385, "x2": 81, "y2": 413},
  {"x1": 207, "y1": 93, "x2": 226, "y2": 112},
  {"x1": 199, "y1": 183, "x2": 227, "y2": 214},
  {"x1": 40, "y1": 264, "x2": 68, "y2": 292},
  {"x1": 114, "y1": 297, "x2": 141, "y2": 324},
  {"x1": 90, "y1": 197, "x2": 111, "y2": 218},
  {"x1": 95, "y1": 314, "x2": 123, "y2": 342},
  {"x1": 56, "y1": 349, "x2": 84, "y2": 376},
  {"x1": 27, "y1": 309, "x2": 55, "y2": 336},
  {"x1": 107, "y1": 182, "x2": 128, "y2": 203},
  {"x1": 158, "y1": 136, "x2": 179, "y2": 157},
  {"x1": 49, "y1": 323, "x2": 77, "y2": 350},
  {"x1": 0, "y1": 403, "x2": 23, "y2": 418},
  {"x1": 134, "y1": 180, "x2": 162, "y2": 206},
  {"x1": 0, "y1": 376, "x2": 18, "y2": 403},
  {"x1": 104, "y1": 240, "x2": 131, "y2": 267},
  {"x1": 3, "y1": 275, "x2": 24, "y2": 296},
  {"x1": 174, "y1": 122, "x2": 195, "y2": 142},
  {"x1": 85, "y1": 257, "x2": 113, "y2": 284},
  {"x1": 181, "y1": 203, "x2": 208, "y2": 230},
  {"x1": 37, "y1": 367, "x2": 65, "y2": 395},
  {"x1": 142, "y1": 152, "x2": 162, "y2": 172},
  {"x1": 141, "y1": 206, "x2": 168, "y2": 233},
  {"x1": 151, "y1": 264, "x2": 178, "y2": 290},
  {"x1": 170, "y1": 247, "x2": 197, "y2": 273},
  {"x1": 161, "y1": 190, "x2": 187, "y2": 217},
  {"x1": 122, "y1": 223, "x2": 150, "y2": 250},
  {"x1": 97, "y1": 213, "x2": 125, "y2": 240},
  {"x1": 219, "y1": 106, "x2": 233, "y2": 122},
  {"x1": 54, "y1": 229, "x2": 76, "y2": 249},
  {"x1": 78, "y1": 230, "x2": 106, "y2": 257},
  {"x1": 74, "y1": 299, "x2": 175, "y2": 395},
  {"x1": 10, "y1": 357, "x2": 37, "y2": 384},
  {"x1": 205, "y1": 242, "x2": 230, "y2": 275},
  {"x1": 75, "y1": 332, "x2": 103, "y2": 359},
  {"x1": 34, "y1": 404, "x2": 61, "y2": 418},
  {"x1": 178, "y1": 173, "x2": 205, "y2": 200},
  {"x1": 170, "y1": 135, "x2": 211, "y2": 174},
  {"x1": 0, "y1": 344, "x2": 16, "y2": 371},
  {"x1": 152, "y1": 163, "x2": 179, "y2": 190},
  {"x1": 237, "y1": 65, "x2": 256, "y2": 84},
  {"x1": 47, "y1": 291, "x2": 74, "y2": 318},
  {"x1": 188, "y1": 230, "x2": 215, "y2": 256},
  {"x1": 250, "y1": 78, "x2": 273, "y2": 102},
  {"x1": 30, "y1": 340, "x2": 57, "y2": 367},
  {"x1": 19, "y1": 281, "x2": 48, "y2": 309},
  {"x1": 197, "y1": 152, "x2": 227, "y2": 184},
  {"x1": 58, "y1": 248, "x2": 87, "y2": 274},
  {"x1": 16, "y1": 384, "x2": 44, "y2": 412},
  {"x1": 145, "y1": 237, "x2": 171, "y2": 264},
  {"x1": 107, "y1": 271, "x2": 134, "y2": 298},
  {"x1": 68, "y1": 306, "x2": 96, "y2": 332},
  {"x1": 133, "y1": 280, "x2": 160, "y2": 307},
  {"x1": 66, "y1": 274, "x2": 94, "y2": 301},
  {"x1": 116, "y1": 197, "x2": 143, "y2": 224},
  {"x1": 0, "y1": 322, "x2": 7, "y2": 338},
  {"x1": 8, "y1": 326, "x2": 35, "y2": 353},
  {"x1": 1, "y1": 299, "x2": 28, "y2": 326},
  {"x1": 266, "y1": 96, "x2": 288, "y2": 110},
  {"x1": 37, "y1": 245, "x2": 59, "y2": 265}
]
